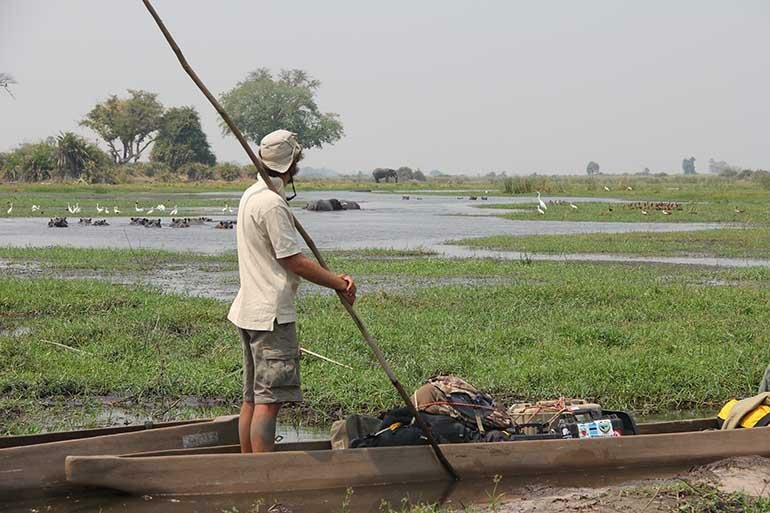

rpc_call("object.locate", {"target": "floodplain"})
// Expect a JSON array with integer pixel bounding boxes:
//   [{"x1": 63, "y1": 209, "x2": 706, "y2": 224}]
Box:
[{"x1": 2, "y1": 175, "x2": 770, "y2": 512}]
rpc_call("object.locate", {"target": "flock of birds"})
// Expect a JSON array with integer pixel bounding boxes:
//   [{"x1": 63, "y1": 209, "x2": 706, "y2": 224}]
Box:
[
  {"x1": 4, "y1": 201, "x2": 236, "y2": 217},
  {"x1": 535, "y1": 191, "x2": 579, "y2": 215}
]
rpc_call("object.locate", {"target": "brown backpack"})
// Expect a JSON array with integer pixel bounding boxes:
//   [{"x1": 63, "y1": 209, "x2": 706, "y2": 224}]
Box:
[{"x1": 413, "y1": 375, "x2": 512, "y2": 433}]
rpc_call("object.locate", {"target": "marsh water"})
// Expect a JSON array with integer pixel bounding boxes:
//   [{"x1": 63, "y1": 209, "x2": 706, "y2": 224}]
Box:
[{"x1": 0, "y1": 191, "x2": 751, "y2": 266}]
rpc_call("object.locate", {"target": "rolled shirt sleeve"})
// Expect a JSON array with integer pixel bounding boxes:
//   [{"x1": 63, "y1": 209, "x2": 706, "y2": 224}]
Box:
[{"x1": 261, "y1": 204, "x2": 302, "y2": 259}]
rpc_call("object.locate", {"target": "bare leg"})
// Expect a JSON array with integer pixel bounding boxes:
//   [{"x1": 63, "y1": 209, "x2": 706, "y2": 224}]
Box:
[
  {"x1": 250, "y1": 403, "x2": 282, "y2": 453},
  {"x1": 239, "y1": 401, "x2": 255, "y2": 453}
]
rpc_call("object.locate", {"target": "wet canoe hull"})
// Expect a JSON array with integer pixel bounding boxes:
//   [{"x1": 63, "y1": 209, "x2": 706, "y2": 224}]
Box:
[
  {"x1": 66, "y1": 425, "x2": 770, "y2": 495},
  {"x1": 0, "y1": 415, "x2": 238, "y2": 495}
]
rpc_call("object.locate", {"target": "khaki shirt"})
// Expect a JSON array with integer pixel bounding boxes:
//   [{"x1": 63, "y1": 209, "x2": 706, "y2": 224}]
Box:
[{"x1": 227, "y1": 177, "x2": 301, "y2": 331}]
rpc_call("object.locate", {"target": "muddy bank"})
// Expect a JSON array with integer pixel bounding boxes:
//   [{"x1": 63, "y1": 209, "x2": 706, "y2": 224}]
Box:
[
  {"x1": 474, "y1": 456, "x2": 770, "y2": 513},
  {"x1": 0, "y1": 259, "x2": 524, "y2": 301}
]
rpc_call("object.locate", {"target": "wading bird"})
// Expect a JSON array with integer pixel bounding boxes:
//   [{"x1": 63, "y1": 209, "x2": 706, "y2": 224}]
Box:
[
  {"x1": 536, "y1": 191, "x2": 547, "y2": 211},
  {"x1": 569, "y1": 203, "x2": 578, "y2": 209},
  {"x1": 6, "y1": 203, "x2": 13, "y2": 214},
  {"x1": 113, "y1": 206, "x2": 121, "y2": 214},
  {"x1": 626, "y1": 186, "x2": 633, "y2": 191},
  {"x1": 735, "y1": 208, "x2": 745, "y2": 214},
  {"x1": 104, "y1": 207, "x2": 111, "y2": 214},
  {"x1": 96, "y1": 203, "x2": 104, "y2": 214},
  {"x1": 147, "y1": 207, "x2": 155, "y2": 215},
  {"x1": 603, "y1": 186, "x2": 610, "y2": 192},
  {"x1": 73, "y1": 203, "x2": 81, "y2": 214},
  {"x1": 641, "y1": 210, "x2": 648, "y2": 215},
  {"x1": 223, "y1": 202, "x2": 233, "y2": 214},
  {"x1": 169, "y1": 205, "x2": 178, "y2": 216},
  {"x1": 67, "y1": 203, "x2": 75, "y2": 214},
  {"x1": 156, "y1": 204, "x2": 166, "y2": 212},
  {"x1": 135, "y1": 202, "x2": 144, "y2": 213},
  {"x1": 31, "y1": 204, "x2": 40, "y2": 211},
  {"x1": 536, "y1": 205, "x2": 545, "y2": 215}
]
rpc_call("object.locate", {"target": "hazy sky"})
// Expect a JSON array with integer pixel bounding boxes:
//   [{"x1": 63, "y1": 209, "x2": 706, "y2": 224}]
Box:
[{"x1": 2, "y1": 1, "x2": 768, "y2": 175}]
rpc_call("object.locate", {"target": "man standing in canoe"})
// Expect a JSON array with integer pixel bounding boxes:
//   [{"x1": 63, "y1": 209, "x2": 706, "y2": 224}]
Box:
[{"x1": 228, "y1": 129, "x2": 357, "y2": 453}]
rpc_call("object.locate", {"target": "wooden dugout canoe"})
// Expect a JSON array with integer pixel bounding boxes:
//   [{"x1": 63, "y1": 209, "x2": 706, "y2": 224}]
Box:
[
  {"x1": 64, "y1": 417, "x2": 770, "y2": 496},
  {"x1": 0, "y1": 415, "x2": 239, "y2": 495}
]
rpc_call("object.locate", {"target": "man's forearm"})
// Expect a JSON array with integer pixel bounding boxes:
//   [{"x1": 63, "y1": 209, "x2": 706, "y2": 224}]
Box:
[{"x1": 279, "y1": 253, "x2": 346, "y2": 290}]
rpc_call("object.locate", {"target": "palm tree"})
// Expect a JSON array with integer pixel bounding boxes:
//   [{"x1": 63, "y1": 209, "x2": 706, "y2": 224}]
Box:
[{"x1": 57, "y1": 132, "x2": 90, "y2": 179}]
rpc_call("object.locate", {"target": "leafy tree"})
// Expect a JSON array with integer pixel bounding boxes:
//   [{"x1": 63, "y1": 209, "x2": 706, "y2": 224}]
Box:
[
  {"x1": 80, "y1": 89, "x2": 164, "y2": 165},
  {"x1": 2, "y1": 139, "x2": 57, "y2": 182},
  {"x1": 397, "y1": 166, "x2": 414, "y2": 181},
  {"x1": 586, "y1": 161, "x2": 600, "y2": 176},
  {"x1": 413, "y1": 169, "x2": 427, "y2": 181},
  {"x1": 150, "y1": 106, "x2": 216, "y2": 171},
  {"x1": 219, "y1": 68, "x2": 343, "y2": 149},
  {"x1": 682, "y1": 157, "x2": 696, "y2": 175},
  {"x1": 56, "y1": 132, "x2": 110, "y2": 180}
]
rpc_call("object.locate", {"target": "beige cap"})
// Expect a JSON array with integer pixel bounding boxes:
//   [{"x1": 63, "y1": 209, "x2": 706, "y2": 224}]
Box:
[{"x1": 259, "y1": 129, "x2": 302, "y2": 173}]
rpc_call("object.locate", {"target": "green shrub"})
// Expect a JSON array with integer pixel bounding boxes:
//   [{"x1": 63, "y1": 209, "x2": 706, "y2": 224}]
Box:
[
  {"x1": 180, "y1": 162, "x2": 215, "y2": 181},
  {"x1": 215, "y1": 163, "x2": 242, "y2": 182},
  {"x1": 1, "y1": 139, "x2": 58, "y2": 182},
  {"x1": 122, "y1": 162, "x2": 172, "y2": 178}
]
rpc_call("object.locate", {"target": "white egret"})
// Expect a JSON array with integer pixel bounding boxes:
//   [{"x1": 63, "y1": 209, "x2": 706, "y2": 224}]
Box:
[
  {"x1": 641, "y1": 210, "x2": 648, "y2": 215},
  {"x1": 96, "y1": 203, "x2": 104, "y2": 214},
  {"x1": 31, "y1": 204, "x2": 40, "y2": 211},
  {"x1": 147, "y1": 207, "x2": 155, "y2": 215},
  {"x1": 6, "y1": 203, "x2": 13, "y2": 214},
  {"x1": 536, "y1": 191, "x2": 547, "y2": 211},
  {"x1": 156, "y1": 204, "x2": 166, "y2": 212},
  {"x1": 67, "y1": 202, "x2": 75, "y2": 214},
  {"x1": 603, "y1": 186, "x2": 610, "y2": 191},
  {"x1": 222, "y1": 202, "x2": 233, "y2": 214},
  {"x1": 626, "y1": 186, "x2": 633, "y2": 191},
  {"x1": 73, "y1": 203, "x2": 81, "y2": 214},
  {"x1": 104, "y1": 207, "x2": 111, "y2": 214},
  {"x1": 113, "y1": 206, "x2": 121, "y2": 214},
  {"x1": 135, "y1": 202, "x2": 144, "y2": 213},
  {"x1": 569, "y1": 203, "x2": 578, "y2": 209},
  {"x1": 536, "y1": 206, "x2": 545, "y2": 215},
  {"x1": 169, "y1": 205, "x2": 178, "y2": 216}
]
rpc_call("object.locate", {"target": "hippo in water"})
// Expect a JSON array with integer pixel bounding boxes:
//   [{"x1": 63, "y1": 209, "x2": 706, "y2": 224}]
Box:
[
  {"x1": 304, "y1": 199, "x2": 361, "y2": 211},
  {"x1": 215, "y1": 220, "x2": 236, "y2": 229},
  {"x1": 48, "y1": 217, "x2": 68, "y2": 228}
]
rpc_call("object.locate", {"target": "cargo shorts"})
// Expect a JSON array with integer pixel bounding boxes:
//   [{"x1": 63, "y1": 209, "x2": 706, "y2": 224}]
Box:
[{"x1": 238, "y1": 322, "x2": 302, "y2": 404}]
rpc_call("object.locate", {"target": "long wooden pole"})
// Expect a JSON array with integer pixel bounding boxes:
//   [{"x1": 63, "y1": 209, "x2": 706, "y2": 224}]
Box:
[{"x1": 141, "y1": 0, "x2": 458, "y2": 480}]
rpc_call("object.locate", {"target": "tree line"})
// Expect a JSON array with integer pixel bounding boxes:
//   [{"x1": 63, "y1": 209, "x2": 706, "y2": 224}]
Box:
[{"x1": 0, "y1": 69, "x2": 343, "y2": 183}]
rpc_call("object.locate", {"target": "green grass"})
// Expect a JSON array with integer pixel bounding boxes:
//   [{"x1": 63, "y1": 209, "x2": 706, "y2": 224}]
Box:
[
  {"x1": 0, "y1": 246, "x2": 237, "y2": 271},
  {"x1": 478, "y1": 200, "x2": 770, "y2": 225},
  {"x1": 2, "y1": 255, "x2": 770, "y2": 434},
  {"x1": 0, "y1": 246, "x2": 435, "y2": 273},
  {"x1": 449, "y1": 227, "x2": 770, "y2": 259}
]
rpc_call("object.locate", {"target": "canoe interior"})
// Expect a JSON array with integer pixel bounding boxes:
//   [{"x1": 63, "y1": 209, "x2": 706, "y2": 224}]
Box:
[
  {"x1": 0, "y1": 418, "x2": 207, "y2": 449},
  {"x1": 0, "y1": 415, "x2": 239, "y2": 495},
  {"x1": 124, "y1": 417, "x2": 719, "y2": 458},
  {"x1": 130, "y1": 440, "x2": 332, "y2": 457}
]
